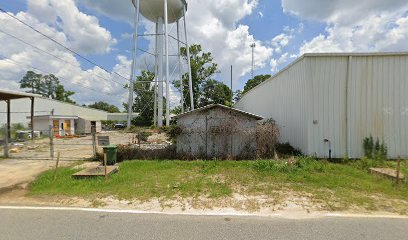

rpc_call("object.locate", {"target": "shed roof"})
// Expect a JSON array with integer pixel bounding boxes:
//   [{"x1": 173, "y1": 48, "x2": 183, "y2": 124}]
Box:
[
  {"x1": 173, "y1": 104, "x2": 263, "y2": 120},
  {"x1": 0, "y1": 89, "x2": 41, "y2": 101}
]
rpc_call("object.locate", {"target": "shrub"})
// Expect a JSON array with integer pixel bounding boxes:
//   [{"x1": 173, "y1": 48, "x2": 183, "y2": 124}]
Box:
[
  {"x1": 97, "y1": 144, "x2": 177, "y2": 162},
  {"x1": 160, "y1": 125, "x2": 182, "y2": 143},
  {"x1": 252, "y1": 157, "x2": 324, "y2": 173},
  {"x1": 362, "y1": 135, "x2": 387, "y2": 161},
  {"x1": 275, "y1": 142, "x2": 302, "y2": 156},
  {"x1": 256, "y1": 118, "x2": 280, "y2": 158}
]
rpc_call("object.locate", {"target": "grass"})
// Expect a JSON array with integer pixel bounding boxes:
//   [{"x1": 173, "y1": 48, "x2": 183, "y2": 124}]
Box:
[{"x1": 29, "y1": 157, "x2": 408, "y2": 213}]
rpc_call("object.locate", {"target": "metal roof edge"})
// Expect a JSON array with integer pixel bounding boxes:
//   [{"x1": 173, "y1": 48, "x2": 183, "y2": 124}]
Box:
[
  {"x1": 236, "y1": 51, "x2": 408, "y2": 106},
  {"x1": 173, "y1": 104, "x2": 264, "y2": 120},
  {"x1": 236, "y1": 55, "x2": 306, "y2": 105}
]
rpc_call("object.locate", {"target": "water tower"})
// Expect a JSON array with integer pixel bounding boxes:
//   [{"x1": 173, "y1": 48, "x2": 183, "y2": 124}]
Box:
[{"x1": 127, "y1": 0, "x2": 194, "y2": 128}]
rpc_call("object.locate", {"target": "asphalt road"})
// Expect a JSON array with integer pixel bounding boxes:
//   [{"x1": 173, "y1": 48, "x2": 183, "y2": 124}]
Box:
[{"x1": 0, "y1": 208, "x2": 407, "y2": 240}]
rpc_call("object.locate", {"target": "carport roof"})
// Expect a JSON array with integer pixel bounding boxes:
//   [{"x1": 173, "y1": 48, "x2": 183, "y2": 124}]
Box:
[{"x1": 0, "y1": 89, "x2": 41, "y2": 101}]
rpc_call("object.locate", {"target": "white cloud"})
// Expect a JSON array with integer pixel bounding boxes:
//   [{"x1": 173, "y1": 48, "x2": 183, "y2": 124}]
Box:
[
  {"x1": 0, "y1": 0, "x2": 125, "y2": 108},
  {"x1": 270, "y1": 52, "x2": 288, "y2": 72},
  {"x1": 282, "y1": 0, "x2": 408, "y2": 55},
  {"x1": 282, "y1": 0, "x2": 408, "y2": 26},
  {"x1": 79, "y1": 0, "x2": 272, "y2": 83},
  {"x1": 28, "y1": 0, "x2": 116, "y2": 54}
]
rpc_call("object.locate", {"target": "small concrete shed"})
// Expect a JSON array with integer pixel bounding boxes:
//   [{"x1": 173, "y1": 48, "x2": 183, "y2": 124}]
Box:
[{"x1": 173, "y1": 104, "x2": 263, "y2": 159}]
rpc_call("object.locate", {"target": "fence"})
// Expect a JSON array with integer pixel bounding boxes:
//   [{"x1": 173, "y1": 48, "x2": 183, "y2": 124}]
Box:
[{"x1": 1, "y1": 123, "x2": 97, "y2": 161}]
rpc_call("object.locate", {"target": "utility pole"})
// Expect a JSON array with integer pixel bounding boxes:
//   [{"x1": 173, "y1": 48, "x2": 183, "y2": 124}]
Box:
[
  {"x1": 127, "y1": 0, "x2": 140, "y2": 129},
  {"x1": 250, "y1": 43, "x2": 256, "y2": 79}
]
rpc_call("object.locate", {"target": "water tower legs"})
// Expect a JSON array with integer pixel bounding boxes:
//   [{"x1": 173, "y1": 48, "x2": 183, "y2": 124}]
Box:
[
  {"x1": 183, "y1": 6, "x2": 195, "y2": 111},
  {"x1": 177, "y1": 20, "x2": 184, "y2": 113},
  {"x1": 157, "y1": 17, "x2": 164, "y2": 128},
  {"x1": 153, "y1": 21, "x2": 159, "y2": 127},
  {"x1": 127, "y1": 0, "x2": 140, "y2": 129},
  {"x1": 164, "y1": 0, "x2": 171, "y2": 127}
]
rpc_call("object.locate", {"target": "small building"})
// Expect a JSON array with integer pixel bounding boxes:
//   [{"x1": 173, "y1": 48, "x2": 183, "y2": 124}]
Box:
[
  {"x1": 76, "y1": 117, "x2": 102, "y2": 134},
  {"x1": 174, "y1": 104, "x2": 263, "y2": 159},
  {"x1": 31, "y1": 115, "x2": 78, "y2": 137}
]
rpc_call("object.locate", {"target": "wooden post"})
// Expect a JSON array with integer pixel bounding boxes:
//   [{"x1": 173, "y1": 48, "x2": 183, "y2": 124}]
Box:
[
  {"x1": 6, "y1": 100, "x2": 10, "y2": 140},
  {"x1": 396, "y1": 156, "x2": 401, "y2": 185},
  {"x1": 49, "y1": 125, "x2": 54, "y2": 159},
  {"x1": 53, "y1": 152, "x2": 60, "y2": 181},
  {"x1": 4, "y1": 123, "x2": 9, "y2": 158},
  {"x1": 30, "y1": 97, "x2": 34, "y2": 141},
  {"x1": 104, "y1": 153, "x2": 108, "y2": 181}
]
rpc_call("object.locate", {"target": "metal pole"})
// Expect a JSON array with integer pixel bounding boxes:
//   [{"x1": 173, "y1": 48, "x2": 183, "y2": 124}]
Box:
[
  {"x1": 127, "y1": 0, "x2": 140, "y2": 129},
  {"x1": 183, "y1": 6, "x2": 194, "y2": 111},
  {"x1": 177, "y1": 20, "x2": 184, "y2": 113},
  {"x1": 157, "y1": 17, "x2": 164, "y2": 127},
  {"x1": 6, "y1": 100, "x2": 10, "y2": 140},
  {"x1": 250, "y1": 43, "x2": 255, "y2": 79},
  {"x1": 4, "y1": 123, "x2": 9, "y2": 158},
  {"x1": 49, "y1": 124, "x2": 54, "y2": 159},
  {"x1": 153, "y1": 22, "x2": 159, "y2": 127},
  {"x1": 30, "y1": 97, "x2": 34, "y2": 141},
  {"x1": 92, "y1": 126, "x2": 96, "y2": 159},
  {"x1": 231, "y1": 65, "x2": 233, "y2": 106},
  {"x1": 164, "y1": 0, "x2": 170, "y2": 126}
]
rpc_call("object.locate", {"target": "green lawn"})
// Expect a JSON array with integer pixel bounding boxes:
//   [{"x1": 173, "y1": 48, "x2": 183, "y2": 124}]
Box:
[{"x1": 30, "y1": 158, "x2": 408, "y2": 213}]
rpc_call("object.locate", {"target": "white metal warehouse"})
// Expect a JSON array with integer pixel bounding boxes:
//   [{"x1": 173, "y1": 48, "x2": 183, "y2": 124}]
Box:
[{"x1": 235, "y1": 53, "x2": 408, "y2": 159}]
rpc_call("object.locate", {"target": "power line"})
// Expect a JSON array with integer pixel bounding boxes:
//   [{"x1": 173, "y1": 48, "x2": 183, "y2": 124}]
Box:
[
  {"x1": 0, "y1": 29, "x2": 127, "y2": 87},
  {"x1": 0, "y1": 7, "x2": 130, "y2": 83},
  {"x1": 1, "y1": 56, "x2": 120, "y2": 97}
]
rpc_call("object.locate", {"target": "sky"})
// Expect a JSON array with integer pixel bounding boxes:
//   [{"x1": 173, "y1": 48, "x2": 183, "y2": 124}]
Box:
[{"x1": 1, "y1": 0, "x2": 408, "y2": 110}]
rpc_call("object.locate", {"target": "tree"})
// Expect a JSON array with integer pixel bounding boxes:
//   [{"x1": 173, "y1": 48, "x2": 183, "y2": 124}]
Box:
[
  {"x1": 88, "y1": 101, "x2": 120, "y2": 113},
  {"x1": 43, "y1": 74, "x2": 60, "y2": 99},
  {"x1": 233, "y1": 90, "x2": 242, "y2": 104},
  {"x1": 242, "y1": 74, "x2": 271, "y2": 94},
  {"x1": 128, "y1": 70, "x2": 166, "y2": 126},
  {"x1": 19, "y1": 71, "x2": 44, "y2": 94},
  {"x1": 199, "y1": 79, "x2": 232, "y2": 107},
  {"x1": 20, "y1": 71, "x2": 76, "y2": 104},
  {"x1": 173, "y1": 44, "x2": 231, "y2": 109},
  {"x1": 55, "y1": 85, "x2": 76, "y2": 104}
]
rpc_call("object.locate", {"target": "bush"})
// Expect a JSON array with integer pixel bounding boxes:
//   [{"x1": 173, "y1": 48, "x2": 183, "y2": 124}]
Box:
[
  {"x1": 252, "y1": 157, "x2": 324, "y2": 173},
  {"x1": 97, "y1": 144, "x2": 177, "y2": 162},
  {"x1": 159, "y1": 125, "x2": 182, "y2": 143},
  {"x1": 362, "y1": 135, "x2": 387, "y2": 161},
  {"x1": 256, "y1": 118, "x2": 280, "y2": 158},
  {"x1": 275, "y1": 142, "x2": 302, "y2": 156}
]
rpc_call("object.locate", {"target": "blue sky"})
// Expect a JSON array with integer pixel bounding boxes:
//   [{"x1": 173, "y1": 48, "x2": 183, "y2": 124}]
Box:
[{"x1": 1, "y1": 0, "x2": 408, "y2": 109}]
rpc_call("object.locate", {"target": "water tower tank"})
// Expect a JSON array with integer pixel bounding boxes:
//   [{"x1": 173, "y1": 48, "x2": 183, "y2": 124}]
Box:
[{"x1": 140, "y1": 0, "x2": 186, "y2": 23}]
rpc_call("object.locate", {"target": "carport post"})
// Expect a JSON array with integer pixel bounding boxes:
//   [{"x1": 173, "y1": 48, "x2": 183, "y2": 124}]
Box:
[
  {"x1": 6, "y1": 100, "x2": 10, "y2": 140},
  {"x1": 30, "y1": 97, "x2": 34, "y2": 141},
  {"x1": 49, "y1": 125, "x2": 54, "y2": 159},
  {"x1": 4, "y1": 123, "x2": 9, "y2": 158}
]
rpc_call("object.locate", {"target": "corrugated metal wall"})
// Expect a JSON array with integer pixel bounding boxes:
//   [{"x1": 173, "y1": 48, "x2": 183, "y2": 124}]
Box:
[
  {"x1": 236, "y1": 58, "x2": 309, "y2": 153},
  {"x1": 307, "y1": 56, "x2": 348, "y2": 158},
  {"x1": 236, "y1": 54, "x2": 408, "y2": 159},
  {"x1": 348, "y1": 55, "x2": 408, "y2": 158}
]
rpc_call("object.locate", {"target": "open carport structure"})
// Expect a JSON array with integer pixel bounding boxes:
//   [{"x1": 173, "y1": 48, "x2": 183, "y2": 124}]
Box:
[{"x1": 0, "y1": 89, "x2": 39, "y2": 157}]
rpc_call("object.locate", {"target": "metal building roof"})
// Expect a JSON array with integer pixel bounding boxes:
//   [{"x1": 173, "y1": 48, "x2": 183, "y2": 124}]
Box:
[{"x1": 173, "y1": 104, "x2": 263, "y2": 120}]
